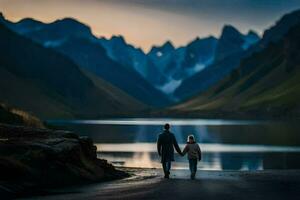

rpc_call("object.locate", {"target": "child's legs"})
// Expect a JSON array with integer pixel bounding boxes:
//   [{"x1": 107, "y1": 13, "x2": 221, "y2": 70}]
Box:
[
  {"x1": 188, "y1": 159, "x2": 193, "y2": 172},
  {"x1": 193, "y1": 160, "x2": 198, "y2": 174},
  {"x1": 189, "y1": 159, "x2": 197, "y2": 174}
]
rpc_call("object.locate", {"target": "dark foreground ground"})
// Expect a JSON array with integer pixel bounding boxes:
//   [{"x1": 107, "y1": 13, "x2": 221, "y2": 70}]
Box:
[
  {"x1": 0, "y1": 124, "x2": 127, "y2": 199},
  {"x1": 21, "y1": 169, "x2": 300, "y2": 200}
]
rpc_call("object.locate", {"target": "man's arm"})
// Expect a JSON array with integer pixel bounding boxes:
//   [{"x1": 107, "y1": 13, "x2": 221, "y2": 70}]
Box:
[
  {"x1": 157, "y1": 135, "x2": 162, "y2": 156},
  {"x1": 172, "y1": 134, "x2": 182, "y2": 155}
]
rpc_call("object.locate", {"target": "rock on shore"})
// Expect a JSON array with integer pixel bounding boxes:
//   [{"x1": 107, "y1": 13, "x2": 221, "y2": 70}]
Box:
[{"x1": 0, "y1": 123, "x2": 128, "y2": 198}]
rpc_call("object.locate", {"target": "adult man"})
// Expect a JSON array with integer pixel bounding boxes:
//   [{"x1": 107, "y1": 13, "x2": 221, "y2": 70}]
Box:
[{"x1": 157, "y1": 123, "x2": 182, "y2": 178}]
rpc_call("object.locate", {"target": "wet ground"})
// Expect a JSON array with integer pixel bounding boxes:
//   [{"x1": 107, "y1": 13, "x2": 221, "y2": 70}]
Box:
[{"x1": 22, "y1": 168, "x2": 300, "y2": 200}]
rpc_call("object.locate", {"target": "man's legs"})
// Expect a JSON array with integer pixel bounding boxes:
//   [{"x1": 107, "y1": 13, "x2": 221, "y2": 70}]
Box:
[
  {"x1": 166, "y1": 161, "x2": 171, "y2": 172},
  {"x1": 162, "y1": 161, "x2": 171, "y2": 178}
]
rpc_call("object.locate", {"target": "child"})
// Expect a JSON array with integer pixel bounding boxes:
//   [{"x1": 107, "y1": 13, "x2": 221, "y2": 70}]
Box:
[{"x1": 182, "y1": 135, "x2": 201, "y2": 179}]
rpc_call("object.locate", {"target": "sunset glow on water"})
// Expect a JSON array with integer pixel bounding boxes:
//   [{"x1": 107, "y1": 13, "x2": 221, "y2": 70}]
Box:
[{"x1": 96, "y1": 143, "x2": 300, "y2": 170}]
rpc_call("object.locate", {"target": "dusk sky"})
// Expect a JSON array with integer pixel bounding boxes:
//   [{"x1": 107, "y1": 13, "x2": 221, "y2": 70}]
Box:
[{"x1": 1, "y1": 0, "x2": 300, "y2": 51}]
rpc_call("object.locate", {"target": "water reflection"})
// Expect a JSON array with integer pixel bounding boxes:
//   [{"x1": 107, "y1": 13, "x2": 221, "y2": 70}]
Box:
[{"x1": 47, "y1": 118, "x2": 300, "y2": 170}]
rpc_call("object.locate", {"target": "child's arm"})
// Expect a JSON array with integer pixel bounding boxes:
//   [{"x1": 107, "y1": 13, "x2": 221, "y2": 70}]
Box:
[{"x1": 182, "y1": 145, "x2": 188, "y2": 156}]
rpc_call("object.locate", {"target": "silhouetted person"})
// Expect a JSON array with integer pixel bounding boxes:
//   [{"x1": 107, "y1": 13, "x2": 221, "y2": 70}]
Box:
[
  {"x1": 182, "y1": 135, "x2": 201, "y2": 180},
  {"x1": 157, "y1": 123, "x2": 182, "y2": 178}
]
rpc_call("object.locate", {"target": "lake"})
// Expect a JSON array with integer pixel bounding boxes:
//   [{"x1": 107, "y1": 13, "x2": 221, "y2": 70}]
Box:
[{"x1": 47, "y1": 118, "x2": 300, "y2": 170}]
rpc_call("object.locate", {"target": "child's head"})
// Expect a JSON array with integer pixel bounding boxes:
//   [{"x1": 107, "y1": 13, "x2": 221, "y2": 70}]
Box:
[{"x1": 187, "y1": 135, "x2": 195, "y2": 143}]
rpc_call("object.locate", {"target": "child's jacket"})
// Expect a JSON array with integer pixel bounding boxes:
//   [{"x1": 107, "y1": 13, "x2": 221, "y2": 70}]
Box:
[{"x1": 182, "y1": 142, "x2": 201, "y2": 160}]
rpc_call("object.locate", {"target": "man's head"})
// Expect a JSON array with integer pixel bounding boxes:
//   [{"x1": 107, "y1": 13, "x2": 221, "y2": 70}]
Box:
[{"x1": 164, "y1": 123, "x2": 170, "y2": 130}]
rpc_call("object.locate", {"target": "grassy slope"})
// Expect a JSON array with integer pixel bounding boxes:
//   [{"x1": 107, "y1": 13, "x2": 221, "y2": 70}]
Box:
[
  {"x1": 0, "y1": 66, "x2": 146, "y2": 119},
  {"x1": 240, "y1": 69, "x2": 300, "y2": 114},
  {"x1": 0, "y1": 65, "x2": 146, "y2": 119},
  {"x1": 172, "y1": 67, "x2": 300, "y2": 118}
]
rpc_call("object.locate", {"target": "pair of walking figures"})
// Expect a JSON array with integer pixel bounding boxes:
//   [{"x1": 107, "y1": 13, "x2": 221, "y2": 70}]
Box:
[{"x1": 157, "y1": 123, "x2": 201, "y2": 179}]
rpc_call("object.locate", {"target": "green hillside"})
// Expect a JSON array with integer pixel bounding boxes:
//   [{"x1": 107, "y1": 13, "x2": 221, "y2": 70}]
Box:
[{"x1": 170, "y1": 24, "x2": 300, "y2": 119}]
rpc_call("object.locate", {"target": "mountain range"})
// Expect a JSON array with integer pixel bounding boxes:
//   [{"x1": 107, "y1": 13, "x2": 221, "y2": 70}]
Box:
[
  {"x1": 1, "y1": 16, "x2": 170, "y2": 107},
  {"x1": 170, "y1": 11, "x2": 300, "y2": 118},
  {"x1": 173, "y1": 25, "x2": 260, "y2": 100},
  {"x1": 174, "y1": 10, "x2": 300, "y2": 101},
  {"x1": 0, "y1": 19, "x2": 146, "y2": 119},
  {"x1": 0, "y1": 14, "x2": 259, "y2": 100},
  {"x1": 0, "y1": 9, "x2": 299, "y2": 119}
]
